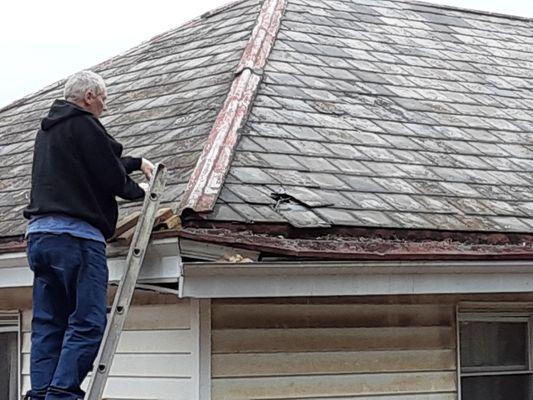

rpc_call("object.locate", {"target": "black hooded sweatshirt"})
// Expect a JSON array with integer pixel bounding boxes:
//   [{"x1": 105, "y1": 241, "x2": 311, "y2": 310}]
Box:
[{"x1": 23, "y1": 100, "x2": 145, "y2": 239}]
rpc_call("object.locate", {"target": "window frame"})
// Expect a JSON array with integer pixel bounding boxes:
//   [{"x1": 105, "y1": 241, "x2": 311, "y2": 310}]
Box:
[
  {"x1": 0, "y1": 312, "x2": 20, "y2": 400},
  {"x1": 457, "y1": 310, "x2": 533, "y2": 400}
]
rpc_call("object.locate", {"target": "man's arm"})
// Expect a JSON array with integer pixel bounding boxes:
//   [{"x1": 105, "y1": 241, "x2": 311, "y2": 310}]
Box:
[
  {"x1": 121, "y1": 157, "x2": 154, "y2": 180},
  {"x1": 74, "y1": 117, "x2": 144, "y2": 200},
  {"x1": 120, "y1": 156, "x2": 142, "y2": 174},
  {"x1": 118, "y1": 176, "x2": 145, "y2": 200}
]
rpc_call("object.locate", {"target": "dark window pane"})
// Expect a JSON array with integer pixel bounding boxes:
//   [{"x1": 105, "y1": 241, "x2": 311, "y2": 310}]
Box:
[
  {"x1": 0, "y1": 332, "x2": 17, "y2": 400},
  {"x1": 462, "y1": 374, "x2": 533, "y2": 400},
  {"x1": 460, "y1": 321, "x2": 527, "y2": 369}
]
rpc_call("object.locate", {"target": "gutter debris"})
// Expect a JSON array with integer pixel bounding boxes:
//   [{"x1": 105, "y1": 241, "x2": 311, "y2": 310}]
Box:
[{"x1": 177, "y1": 226, "x2": 533, "y2": 261}]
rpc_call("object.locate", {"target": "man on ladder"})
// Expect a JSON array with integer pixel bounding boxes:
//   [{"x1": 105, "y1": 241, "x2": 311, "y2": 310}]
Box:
[{"x1": 23, "y1": 70, "x2": 154, "y2": 400}]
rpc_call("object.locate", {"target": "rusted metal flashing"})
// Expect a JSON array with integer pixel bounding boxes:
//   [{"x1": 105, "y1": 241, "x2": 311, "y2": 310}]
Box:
[
  {"x1": 179, "y1": 0, "x2": 287, "y2": 213},
  {"x1": 236, "y1": 0, "x2": 287, "y2": 74}
]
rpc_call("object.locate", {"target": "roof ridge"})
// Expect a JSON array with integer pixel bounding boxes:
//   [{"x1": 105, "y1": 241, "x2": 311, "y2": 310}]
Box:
[{"x1": 179, "y1": 0, "x2": 287, "y2": 213}]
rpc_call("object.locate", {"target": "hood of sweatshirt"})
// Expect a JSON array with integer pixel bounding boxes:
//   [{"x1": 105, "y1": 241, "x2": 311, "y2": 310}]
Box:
[{"x1": 41, "y1": 100, "x2": 92, "y2": 130}]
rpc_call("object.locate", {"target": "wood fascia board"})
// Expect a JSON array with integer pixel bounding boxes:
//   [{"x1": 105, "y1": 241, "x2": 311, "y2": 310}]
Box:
[
  {"x1": 180, "y1": 259, "x2": 533, "y2": 298},
  {"x1": 458, "y1": 302, "x2": 533, "y2": 313},
  {"x1": 179, "y1": 0, "x2": 287, "y2": 213}
]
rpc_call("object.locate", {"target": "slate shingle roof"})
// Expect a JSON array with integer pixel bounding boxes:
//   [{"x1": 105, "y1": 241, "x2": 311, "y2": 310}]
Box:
[
  {"x1": 1, "y1": 0, "x2": 533, "y2": 242},
  {"x1": 0, "y1": 0, "x2": 262, "y2": 238},
  {"x1": 211, "y1": 0, "x2": 533, "y2": 232}
]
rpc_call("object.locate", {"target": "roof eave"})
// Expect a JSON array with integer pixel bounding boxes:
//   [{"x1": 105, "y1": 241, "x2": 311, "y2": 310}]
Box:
[
  {"x1": 180, "y1": 258, "x2": 533, "y2": 298},
  {"x1": 0, "y1": 237, "x2": 182, "y2": 288},
  {"x1": 177, "y1": 224, "x2": 533, "y2": 261}
]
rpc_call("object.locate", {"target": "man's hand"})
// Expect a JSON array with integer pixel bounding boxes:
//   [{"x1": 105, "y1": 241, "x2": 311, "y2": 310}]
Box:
[
  {"x1": 141, "y1": 158, "x2": 154, "y2": 180},
  {"x1": 139, "y1": 182, "x2": 149, "y2": 193}
]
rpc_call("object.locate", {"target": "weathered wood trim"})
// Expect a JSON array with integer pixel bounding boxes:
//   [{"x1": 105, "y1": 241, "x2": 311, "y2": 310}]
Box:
[
  {"x1": 191, "y1": 299, "x2": 200, "y2": 400},
  {"x1": 199, "y1": 299, "x2": 212, "y2": 400},
  {"x1": 0, "y1": 311, "x2": 21, "y2": 400},
  {"x1": 455, "y1": 303, "x2": 462, "y2": 400},
  {"x1": 458, "y1": 301, "x2": 533, "y2": 311}
]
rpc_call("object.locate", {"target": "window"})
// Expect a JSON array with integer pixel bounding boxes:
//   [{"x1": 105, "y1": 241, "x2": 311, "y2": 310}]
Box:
[
  {"x1": 0, "y1": 314, "x2": 19, "y2": 400},
  {"x1": 459, "y1": 313, "x2": 533, "y2": 400}
]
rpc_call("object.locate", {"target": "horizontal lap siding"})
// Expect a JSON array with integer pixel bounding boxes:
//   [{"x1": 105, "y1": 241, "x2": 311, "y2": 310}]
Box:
[
  {"x1": 211, "y1": 301, "x2": 457, "y2": 400},
  {"x1": 21, "y1": 300, "x2": 196, "y2": 400}
]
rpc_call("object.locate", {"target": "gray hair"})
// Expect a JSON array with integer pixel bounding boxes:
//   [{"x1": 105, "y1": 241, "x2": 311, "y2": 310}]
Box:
[{"x1": 64, "y1": 70, "x2": 106, "y2": 102}]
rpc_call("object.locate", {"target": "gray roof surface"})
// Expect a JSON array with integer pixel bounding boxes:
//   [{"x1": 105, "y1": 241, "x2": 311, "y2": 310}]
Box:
[
  {"x1": 215, "y1": 0, "x2": 533, "y2": 232},
  {"x1": 0, "y1": 0, "x2": 532, "y2": 239},
  {"x1": 0, "y1": 0, "x2": 262, "y2": 238}
]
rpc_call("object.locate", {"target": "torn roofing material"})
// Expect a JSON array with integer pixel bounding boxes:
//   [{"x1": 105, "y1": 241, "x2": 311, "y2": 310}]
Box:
[
  {"x1": 207, "y1": 0, "x2": 533, "y2": 233},
  {"x1": 1, "y1": 0, "x2": 533, "y2": 249}
]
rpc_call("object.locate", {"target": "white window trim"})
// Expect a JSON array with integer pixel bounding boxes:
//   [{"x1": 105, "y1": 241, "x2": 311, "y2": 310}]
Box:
[
  {"x1": 457, "y1": 306, "x2": 533, "y2": 400},
  {"x1": 0, "y1": 312, "x2": 20, "y2": 400}
]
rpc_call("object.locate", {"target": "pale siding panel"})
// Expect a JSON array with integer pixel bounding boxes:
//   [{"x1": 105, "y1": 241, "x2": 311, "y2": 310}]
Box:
[
  {"x1": 255, "y1": 395, "x2": 457, "y2": 400},
  {"x1": 212, "y1": 349, "x2": 455, "y2": 377},
  {"x1": 212, "y1": 303, "x2": 453, "y2": 328},
  {"x1": 213, "y1": 371, "x2": 456, "y2": 399},
  {"x1": 21, "y1": 303, "x2": 191, "y2": 332},
  {"x1": 23, "y1": 376, "x2": 193, "y2": 400},
  {"x1": 21, "y1": 309, "x2": 31, "y2": 333},
  {"x1": 21, "y1": 301, "x2": 197, "y2": 399},
  {"x1": 213, "y1": 326, "x2": 453, "y2": 353},
  {"x1": 114, "y1": 329, "x2": 192, "y2": 353},
  {"x1": 212, "y1": 301, "x2": 457, "y2": 400},
  {"x1": 22, "y1": 329, "x2": 191, "y2": 354},
  {"x1": 21, "y1": 332, "x2": 30, "y2": 353},
  {"x1": 81, "y1": 377, "x2": 193, "y2": 400},
  {"x1": 22, "y1": 353, "x2": 194, "y2": 377}
]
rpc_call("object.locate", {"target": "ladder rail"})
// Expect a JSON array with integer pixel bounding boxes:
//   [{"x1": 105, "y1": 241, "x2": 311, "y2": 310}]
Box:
[{"x1": 85, "y1": 163, "x2": 167, "y2": 400}]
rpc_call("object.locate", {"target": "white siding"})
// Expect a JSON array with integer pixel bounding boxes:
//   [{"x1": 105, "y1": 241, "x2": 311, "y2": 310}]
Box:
[
  {"x1": 211, "y1": 300, "x2": 457, "y2": 400},
  {"x1": 22, "y1": 300, "x2": 197, "y2": 400}
]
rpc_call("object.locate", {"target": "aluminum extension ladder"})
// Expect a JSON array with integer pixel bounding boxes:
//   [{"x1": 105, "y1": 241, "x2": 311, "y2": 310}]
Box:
[{"x1": 85, "y1": 163, "x2": 167, "y2": 400}]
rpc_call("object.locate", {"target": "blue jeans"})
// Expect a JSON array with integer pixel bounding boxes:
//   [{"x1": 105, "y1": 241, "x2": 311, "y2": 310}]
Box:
[{"x1": 25, "y1": 233, "x2": 108, "y2": 400}]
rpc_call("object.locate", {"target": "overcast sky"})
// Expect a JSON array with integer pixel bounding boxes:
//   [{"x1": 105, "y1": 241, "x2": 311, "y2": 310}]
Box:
[{"x1": 1, "y1": 0, "x2": 532, "y2": 108}]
